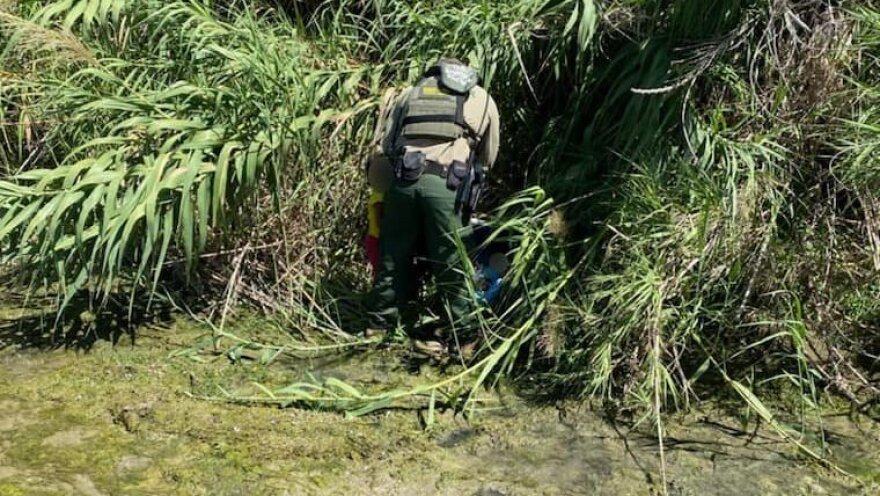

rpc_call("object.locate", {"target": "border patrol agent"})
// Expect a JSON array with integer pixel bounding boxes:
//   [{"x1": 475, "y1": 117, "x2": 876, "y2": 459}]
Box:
[{"x1": 365, "y1": 58, "x2": 500, "y2": 355}]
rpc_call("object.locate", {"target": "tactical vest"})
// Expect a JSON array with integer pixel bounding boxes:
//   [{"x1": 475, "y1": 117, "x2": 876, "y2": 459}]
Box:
[{"x1": 396, "y1": 76, "x2": 477, "y2": 148}]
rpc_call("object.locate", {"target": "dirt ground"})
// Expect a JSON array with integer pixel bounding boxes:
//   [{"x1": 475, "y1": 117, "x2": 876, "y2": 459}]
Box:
[{"x1": 0, "y1": 314, "x2": 877, "y2": 495}]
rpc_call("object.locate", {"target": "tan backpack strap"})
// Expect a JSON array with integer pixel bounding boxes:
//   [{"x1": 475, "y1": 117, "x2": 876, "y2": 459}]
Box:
[{"x1": 372, "y1": 87, "x2": 399, "y2": 149}]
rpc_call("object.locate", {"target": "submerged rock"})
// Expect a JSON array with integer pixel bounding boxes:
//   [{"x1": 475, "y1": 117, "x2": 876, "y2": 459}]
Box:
[
  {"x1": 41, "y1": 427, "x2": 97, "y2": 448},
  {"x1": 115, "y1": 455, "x2": 152, "y2": 474}
]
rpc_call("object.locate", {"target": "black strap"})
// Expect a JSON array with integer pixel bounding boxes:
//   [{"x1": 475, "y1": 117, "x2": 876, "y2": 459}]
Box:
[
  {"x1": 401, "y1": 114, "x2": 463, "y2": 126},
  {"x1": 460, "y1": 103, "x2": 487, "y2": 217}
]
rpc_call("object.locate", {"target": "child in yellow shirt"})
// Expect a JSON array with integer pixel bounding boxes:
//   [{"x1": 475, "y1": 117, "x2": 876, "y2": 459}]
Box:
[
  {"x1": 364, "y1": 88, "x2": 398, "y2": 278},
  {"x1": 365, "y1": 156, "x2": 393, "y2": 277}
]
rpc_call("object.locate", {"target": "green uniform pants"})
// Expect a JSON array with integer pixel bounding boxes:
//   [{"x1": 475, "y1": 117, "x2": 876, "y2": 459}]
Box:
[{"x1": 368, "y1": 173, "x2": 473, "y2": 334}]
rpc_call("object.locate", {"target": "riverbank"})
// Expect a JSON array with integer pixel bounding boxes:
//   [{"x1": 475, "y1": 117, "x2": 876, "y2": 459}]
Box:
[{"x1": 0, "y1": 316, "x2": 877, "y2": 495}]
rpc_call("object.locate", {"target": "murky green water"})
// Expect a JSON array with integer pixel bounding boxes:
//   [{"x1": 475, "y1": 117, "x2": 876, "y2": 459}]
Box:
[{"x1": 0, "y1": 316, "x2": 877, "y2": 495}]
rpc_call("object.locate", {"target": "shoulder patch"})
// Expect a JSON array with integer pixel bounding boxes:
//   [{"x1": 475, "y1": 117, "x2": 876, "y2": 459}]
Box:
[{"x1": 421, "y1": 86, "x2": 444, "y2": 96}]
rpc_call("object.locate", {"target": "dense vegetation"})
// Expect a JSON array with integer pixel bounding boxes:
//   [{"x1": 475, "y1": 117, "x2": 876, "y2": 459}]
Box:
[{"x1": 1, "y1": 0, "x2": 879, "y2": 469}]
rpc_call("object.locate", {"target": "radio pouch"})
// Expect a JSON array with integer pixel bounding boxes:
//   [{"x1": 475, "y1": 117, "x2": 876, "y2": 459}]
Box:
[
  {"x1": 446, "y1": 160, "x2": 471, "y2": 192},
  {"x1": 398, "y1": 150, "x2": 427, "y2": 181}
]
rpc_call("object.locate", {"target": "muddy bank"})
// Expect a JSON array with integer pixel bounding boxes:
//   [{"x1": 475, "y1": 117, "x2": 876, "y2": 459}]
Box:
[{"x1": 0, "y1": 318, "x2": 877, "y2": 495}]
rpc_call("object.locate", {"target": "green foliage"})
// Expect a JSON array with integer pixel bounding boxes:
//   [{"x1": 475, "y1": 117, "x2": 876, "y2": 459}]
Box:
[
  {"x1": 1, "y1": 1, "x2": 879, "y2": 466},
  {"x1": 0, "y1": 0, "x2": 380, "y2": 314}
]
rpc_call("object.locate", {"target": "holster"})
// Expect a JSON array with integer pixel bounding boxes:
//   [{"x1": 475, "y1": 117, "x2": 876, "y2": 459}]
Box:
[{"x1": 467, "y1": 176, "x2": 484, "y2": 213}]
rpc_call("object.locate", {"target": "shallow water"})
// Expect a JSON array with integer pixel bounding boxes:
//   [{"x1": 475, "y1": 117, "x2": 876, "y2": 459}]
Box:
[{"x1": 0, "y1": 317, "x2": 877, "y2": 495}]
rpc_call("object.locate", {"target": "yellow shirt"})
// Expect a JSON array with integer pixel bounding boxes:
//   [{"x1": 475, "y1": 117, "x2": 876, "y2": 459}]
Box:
[{"x1": 367, "y1": 190, "x2": 384, "y2": 238}]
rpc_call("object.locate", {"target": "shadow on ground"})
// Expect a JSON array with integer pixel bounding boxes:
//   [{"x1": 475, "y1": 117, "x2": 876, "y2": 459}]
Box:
[{"x1": 0, "y1": 289, "x2": 175, "y2": 351}]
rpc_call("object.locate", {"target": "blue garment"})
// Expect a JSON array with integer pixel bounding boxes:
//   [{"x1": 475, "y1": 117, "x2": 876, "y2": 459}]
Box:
[
  {"x1": 476, "y1": 266, "x2": 503, "y2": 304},
  {"x1": 470, "y1": 221, "x2": 509, "y2": 305}
]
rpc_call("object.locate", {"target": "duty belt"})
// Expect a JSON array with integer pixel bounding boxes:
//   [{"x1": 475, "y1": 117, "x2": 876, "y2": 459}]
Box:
[{"x1": 423, "y1": 160, "x2": 448, "y2": 178}]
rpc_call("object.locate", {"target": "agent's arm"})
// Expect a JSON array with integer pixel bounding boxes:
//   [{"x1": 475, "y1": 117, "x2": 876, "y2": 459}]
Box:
[{"x1": 478, "y1": 93, "x2": 500, "y2": 169}]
